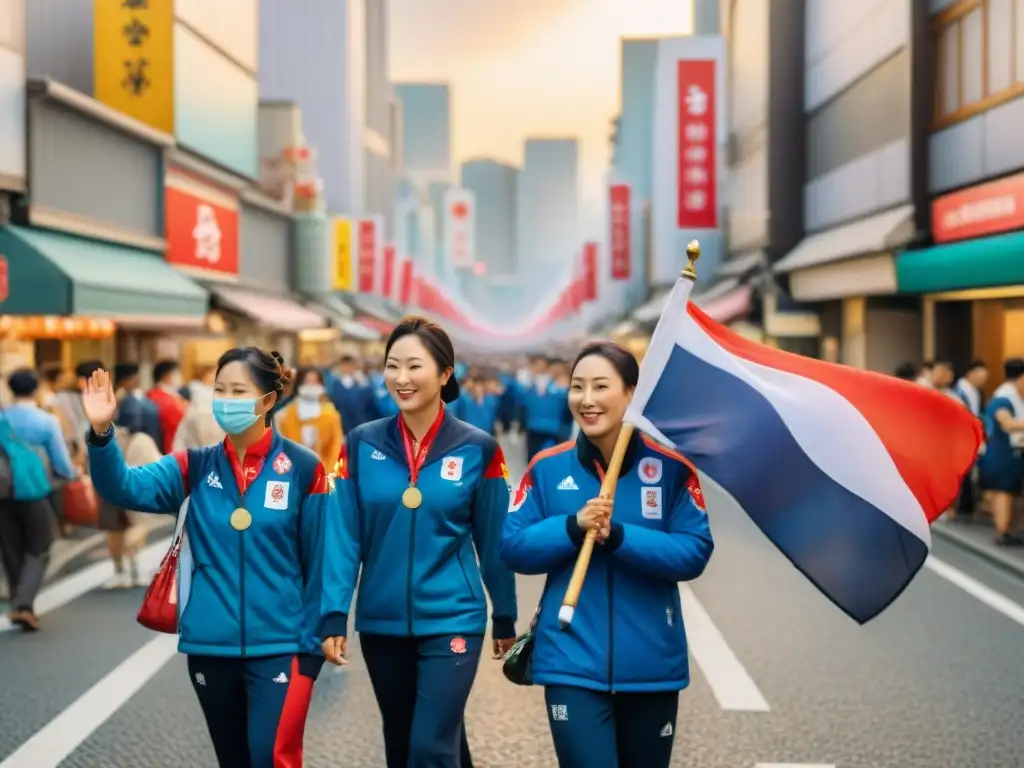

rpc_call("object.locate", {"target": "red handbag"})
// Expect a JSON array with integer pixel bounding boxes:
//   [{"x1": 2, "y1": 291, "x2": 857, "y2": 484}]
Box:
[
  {"x1": 62, "y1": 477, "x2": 99, "y2": 527},
  {"x1": 138, "y1": 498, "x2": 190, "y2": 634}
]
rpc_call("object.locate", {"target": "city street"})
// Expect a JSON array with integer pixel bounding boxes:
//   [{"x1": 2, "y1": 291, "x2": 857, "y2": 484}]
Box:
[{"x1": 0, "y1": 436, "x2": 1021, "y2": 768}]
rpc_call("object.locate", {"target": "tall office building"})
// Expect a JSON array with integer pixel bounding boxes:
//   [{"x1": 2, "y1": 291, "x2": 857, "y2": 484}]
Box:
[
  {"x1": 517, "y1": 138, "x2": 579, "y2": 279},
  {"x1": 260, "y1": 0, "x2": 395, "y2": 217},
  {"x1": 394, "y1": 83, "x2": 452, "y2": 184},
  {"x1": 460, "y1": 158, "x2": 518, "y2": 277}
]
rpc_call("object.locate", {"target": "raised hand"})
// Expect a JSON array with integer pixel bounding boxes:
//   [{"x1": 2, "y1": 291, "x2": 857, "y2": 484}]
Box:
[{"x1": 82, "y1": 369, "x2": 117, "y2": 434}]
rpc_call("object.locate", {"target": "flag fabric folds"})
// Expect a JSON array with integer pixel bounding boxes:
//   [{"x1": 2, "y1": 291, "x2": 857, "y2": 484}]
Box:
[{"x1": 625, "y1": 276, "x2": 983, "y2": 624}]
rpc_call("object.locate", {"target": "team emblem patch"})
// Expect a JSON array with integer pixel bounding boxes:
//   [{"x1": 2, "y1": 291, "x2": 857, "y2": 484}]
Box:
[
  {"x1": 265, "y1": 481, "x2": 290, "y2": 510},
  {"x1": 441, "y1": 456, "x2": 464, "y2": 481},
  {"x1": 450, "y1": 636, "x2": 467, "y2": 654},
  {"x1": 638, "y1": 457, "x2": 663, "y2": 484},
  {"x1": 272, "y1": 452, "x2": 292, "y2": 475},
  {"x1": 641, "y1": 487, "x2": 662, "y2": 520},
  {"x1": 687, "y1": 476, "x2": 706, "y2": 511}
]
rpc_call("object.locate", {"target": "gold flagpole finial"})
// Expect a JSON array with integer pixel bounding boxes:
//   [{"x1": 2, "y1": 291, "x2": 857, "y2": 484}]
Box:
[{"x1": 682, "y1": 240, "x2": 700, "y2": 281}]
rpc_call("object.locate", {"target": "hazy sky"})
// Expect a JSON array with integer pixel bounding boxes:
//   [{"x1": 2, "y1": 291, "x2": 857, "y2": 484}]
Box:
[{"x1": 390, "y1": 0, "x2": 694, "y2": 234}]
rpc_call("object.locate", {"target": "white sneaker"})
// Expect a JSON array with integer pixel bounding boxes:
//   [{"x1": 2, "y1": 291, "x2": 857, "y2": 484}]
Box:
[
  {"x1": 103, "y1": 571, "x2": 132, "y2": 590},
  {"x1": 128, "y1": 557, "x2": 142, "y2": 587}
]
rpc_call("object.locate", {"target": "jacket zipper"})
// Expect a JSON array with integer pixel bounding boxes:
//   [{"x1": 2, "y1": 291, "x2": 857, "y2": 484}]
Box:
[
  {"x1": 607, "y1": 560, "x2": 615, "y2": 693},
  {"x1": 407, "y1": 509, "x2": 417, "y2": 636},
  {"x1": 239, "y1": 530, "x2": 247, "y2": 657}
]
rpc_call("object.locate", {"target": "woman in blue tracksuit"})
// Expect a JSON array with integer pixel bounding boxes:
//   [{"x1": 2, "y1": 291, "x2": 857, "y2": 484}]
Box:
[
  {"x1": 501, "y1": 340, "x2": 714, "y2": 768},
  {"x1": 319, "y1": 315, "x2": 519, "y2": 768},
  {"x1": 83, "y1": 347, "x2": 333, "y2": 768}
]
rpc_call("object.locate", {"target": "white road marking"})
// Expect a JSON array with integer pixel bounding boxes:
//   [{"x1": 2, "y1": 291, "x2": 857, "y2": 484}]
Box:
[
  {"x1": 925, "y1": 556, "x2": 1024, "y2": 628},
  {"x1": 680, "y1": 584, "x2": 770, "y2": 711},
  {"x1": 0, "y1": 634, "x2": 179, "y2": 768},
  {"x1": 0, "y1": 537, "x2": 172, "y2": 633}
]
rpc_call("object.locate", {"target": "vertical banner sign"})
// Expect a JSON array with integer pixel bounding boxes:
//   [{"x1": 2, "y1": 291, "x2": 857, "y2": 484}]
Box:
[
  {"x1": 582, "y1": 242, "x2": 598, "y2": 301},
  {"x1": 443, "y1": 188, "x2": 476, "y2": 269},
  {"x1": 357, "y1": 219, "x2": 377, "y2": 293},
  {"x1": 382, "y1": 244, "x2": 396, "y2": 299},
  {"x1": 332, "y1": 217, "x2": 354, "y2": 291},
  {"x1": 93, "y1": 0, "x2": 174, "y2": 133},
  {"x1": 676, "y1": 60, "x2": 717, "y2": 229},
  {"x1": 609, "y1": 184, "x2": 632, "y2": 280},
  {"x1": 398, "y1": 260, "x2": 414, "y2": 305}
]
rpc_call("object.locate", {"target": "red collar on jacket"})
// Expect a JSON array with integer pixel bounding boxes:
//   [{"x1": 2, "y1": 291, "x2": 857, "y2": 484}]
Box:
[{"x1": 222, "y1": 428, "x2": 273, "y2": 492}]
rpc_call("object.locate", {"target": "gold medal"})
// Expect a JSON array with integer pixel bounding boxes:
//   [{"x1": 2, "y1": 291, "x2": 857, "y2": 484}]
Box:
[
  {"x1": 230, "y1": 507, "x2": 252, "y2": 531},
  {"x1": 402, "y1": 486, "x2": 423, "y2": 509}
]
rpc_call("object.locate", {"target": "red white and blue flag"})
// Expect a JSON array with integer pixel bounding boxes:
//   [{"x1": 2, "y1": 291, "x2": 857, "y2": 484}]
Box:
[{"x1": 625, "y1": 274, "x2": 983, "y2": 623}]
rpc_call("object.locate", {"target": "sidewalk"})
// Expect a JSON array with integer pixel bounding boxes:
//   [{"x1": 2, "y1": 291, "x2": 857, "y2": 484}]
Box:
[
  {"x1": 932, "y1": 519, "x2": 1024, "y2": 578},
  {"x1": 0, "y1": 515, "x2": 174, "y2": 603}
]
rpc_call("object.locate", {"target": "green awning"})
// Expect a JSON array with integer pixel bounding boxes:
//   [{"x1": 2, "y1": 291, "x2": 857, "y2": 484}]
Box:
[
  {"x1": 0, "y1": 225, "x2": 208, "y2": 317},
  {"x1": 896, "y1": 230, "x2": 1024, "y2": 293}
]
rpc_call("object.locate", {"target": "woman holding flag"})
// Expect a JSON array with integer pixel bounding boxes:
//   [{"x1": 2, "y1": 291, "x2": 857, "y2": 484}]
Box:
[{"x1": 501, "y1": 340, "x2": 714, "y2": 767}]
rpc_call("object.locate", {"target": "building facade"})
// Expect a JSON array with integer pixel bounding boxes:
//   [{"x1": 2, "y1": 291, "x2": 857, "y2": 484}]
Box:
[
  {"x1": 394, "y1": 82, "x2": 452, "y2": 184},
  {"x1": 895, "y1": 0, "x2": 1024, "y2": 392},
  {"x1": 517, "y1": 137, "x2": 579, "y2": 279},
  {"x1": 460, "y1": 158, "x2": 518, "y2": 277},
  {"x1": 772, "y1": 0, "x2": 930, "y2": 372}
]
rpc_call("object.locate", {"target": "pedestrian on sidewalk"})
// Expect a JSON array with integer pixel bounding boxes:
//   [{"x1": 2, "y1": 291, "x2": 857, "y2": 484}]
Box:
[
  {"x1": 83, "y1": 348, "x2": 333, "y2": 767},
  {"x1": 979, "y1": 358, "x2": 1024, "y2": 546},
  {"x1": 501, "y1": 341, "x2": 714, "y2": 768},
  {"x1": 172, "y1": 365, "x2": 224, "y2": 451},
  {"x1": 0, "y1": 369, "x2": 78, "y2": 631},
  {"x1": 320, "y1": 316, "x2": 518, "y2": 768}
]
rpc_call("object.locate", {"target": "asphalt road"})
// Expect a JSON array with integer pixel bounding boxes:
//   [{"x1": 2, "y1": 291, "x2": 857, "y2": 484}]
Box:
[{"x1": 0, "y1": 432, "x2": 1022, "y2": 767}]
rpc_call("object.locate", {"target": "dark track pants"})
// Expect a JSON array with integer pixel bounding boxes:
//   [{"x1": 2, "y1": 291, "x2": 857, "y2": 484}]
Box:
[
  {"x1": 361, "y1": 633, "x2": 483, "y2": 767},
  {"x1": 187, "y1": 653, "x2": 322, "y2": 768},
  {"x1": 544, "y1": 685, "x2": 679, "y2": 768},
  {"x1": 0, "y1": 498, "x2": 56, "y2": 612}
]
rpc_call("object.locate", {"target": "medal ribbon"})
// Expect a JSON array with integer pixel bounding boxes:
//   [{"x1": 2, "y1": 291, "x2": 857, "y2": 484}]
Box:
[{"x1": 399, "y1": 406, "x2": 446, "y2": 488}]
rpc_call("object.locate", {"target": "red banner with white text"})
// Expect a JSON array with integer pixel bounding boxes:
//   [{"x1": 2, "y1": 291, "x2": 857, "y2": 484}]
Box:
[
  {"x1": 677, "y1": 59, "x2": 717, "y2": 229},
  {"x1": 608, "y1": 184, "x2": 631, "y2": 280}
]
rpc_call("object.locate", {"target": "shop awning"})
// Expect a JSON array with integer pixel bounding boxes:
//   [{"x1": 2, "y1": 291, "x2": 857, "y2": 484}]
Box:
[
  {"x1": 701, "y1": 285, "x2": 754, "y2": 324},
  {"x1": 309, "y1": 298, "x2": 381, "y2": 341},
  {"x1": 693, "y1": 277, "x2": 741, "y2": 306},
  {"x1": 0, "y1": 225, "x2": 208, "y2": 319},
  {"x1": 773, "y1": 204, "x2": 915, "y2": 274},
  {"x1": 632, "y1": 290, "x2": 671, "y2": 323},
  {"x1": 896, "y1": 229, "x2": 1024, "y2": 294},
  {"x1": 351, "y1": 293, "x2": 403, "y2": 323},
  {"x1": 356, "y1": 314, "x2": 395, "y2": 336},
  {"x1": 208, "y1": 285, "x2": 327, "y2": 332},
  {"x1": 717, "y1": 250, "x2": 766, "y2": 278}
]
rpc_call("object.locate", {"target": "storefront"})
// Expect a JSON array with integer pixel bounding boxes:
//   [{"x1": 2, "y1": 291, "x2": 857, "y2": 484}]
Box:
[
  {"x1": 773, "y1": 204, "x2": 918, "y2": 371},
  {"x1": 2, "y1": 81, "x2": 209, "y2": 381},
  {"x1": 897, "y1": 172, "x2": 1024, "y2": 392},
  {"x1": 162, "y1": 151, "x2": 328, "y2": 375}
]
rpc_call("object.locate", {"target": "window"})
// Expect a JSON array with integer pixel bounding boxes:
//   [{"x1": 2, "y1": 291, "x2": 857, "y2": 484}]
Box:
[{"x1": 934, "y1": 0, "x2": 1024, "y2": 127}]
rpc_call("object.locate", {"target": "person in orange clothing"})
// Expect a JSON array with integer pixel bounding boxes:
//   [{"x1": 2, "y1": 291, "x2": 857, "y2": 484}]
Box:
[
  {"x1": 276, "y1": 367, "x2": 344, "y2": 468},
  {"x1": 147, "y1": 359, "x2": 187, "y2": 454}
]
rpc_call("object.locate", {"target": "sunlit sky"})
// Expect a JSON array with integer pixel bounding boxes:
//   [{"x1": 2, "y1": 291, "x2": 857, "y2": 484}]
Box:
[{"x1": 390, "y1": 0, "x2": 694, "y2": 234}]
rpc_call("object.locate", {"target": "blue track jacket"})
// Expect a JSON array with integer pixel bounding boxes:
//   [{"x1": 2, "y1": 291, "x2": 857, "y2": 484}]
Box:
[
  {"x1": 88, "y1": 427, "x2": 333, "y2": 657},
  {"x1": 319, "y1": 409, "x2": 518, "y2": 641},
  {"x1": 501, "y1": 431, "x2": 714, "y2": 693}
]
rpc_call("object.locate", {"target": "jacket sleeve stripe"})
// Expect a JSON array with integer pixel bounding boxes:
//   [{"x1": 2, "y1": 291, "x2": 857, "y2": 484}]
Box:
[{"x1": 173, "y1": 450, "x2": 190, "y2": 495}]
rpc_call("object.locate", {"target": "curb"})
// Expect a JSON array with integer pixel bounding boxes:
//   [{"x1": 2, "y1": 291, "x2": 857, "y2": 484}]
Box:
[{"x1": 932, "y1": 523, "x2": 1024, "y2": 579}]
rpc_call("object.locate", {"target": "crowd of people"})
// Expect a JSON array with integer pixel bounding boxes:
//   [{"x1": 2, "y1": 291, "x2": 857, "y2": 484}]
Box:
[{"x1": 893, "y1": 358, "x2": 1023, "y2": 547}]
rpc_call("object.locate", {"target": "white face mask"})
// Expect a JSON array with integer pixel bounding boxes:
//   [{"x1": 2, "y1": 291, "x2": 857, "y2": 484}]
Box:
[{"x1": 298, "y1": 384, "x2": 324, "y2": 400}]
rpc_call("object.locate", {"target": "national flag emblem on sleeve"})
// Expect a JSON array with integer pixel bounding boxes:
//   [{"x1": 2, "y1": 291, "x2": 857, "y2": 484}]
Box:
[{"x1": 625, "y1": 276, "x2": 983, "y2": 624}]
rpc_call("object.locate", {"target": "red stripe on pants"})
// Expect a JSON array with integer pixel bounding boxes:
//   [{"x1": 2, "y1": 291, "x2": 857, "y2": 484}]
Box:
[{"x1": 272, "y1": 656, "x2": 314, "y2": 767}]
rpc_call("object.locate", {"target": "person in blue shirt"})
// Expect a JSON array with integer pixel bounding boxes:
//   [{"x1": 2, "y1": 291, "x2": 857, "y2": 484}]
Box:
[
  {"x1": 501, "y1": 340, "x2": 714, "y2": 768},
  {"x1": 450, "y1": 370, "x2": 502, "y2": 435},
  {"x1": 0, "y1": 369, "x2": 78, "y2": 631},
  {"x1": 520, "y1": 357, "x2": 573, "y2": 461},
  {"x1": 83, "y1": 347, "x2": 334, "y2": 768},
  {"x1": 979, "y1": 357, "x2": 1024, "y2": 547},
  {"x1": 320, "y1": 315, "x2": 518, "y2": 768},
  {"x1": 326, "y1": 354, "x2": 379, "y2": 430}
]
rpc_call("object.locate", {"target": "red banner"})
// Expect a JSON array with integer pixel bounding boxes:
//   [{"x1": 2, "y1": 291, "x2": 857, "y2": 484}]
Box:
[
  {"x1": 677, "y1": 59, "x2": 717, "y2": 229},
  {"x1": 398, "y1": 260, "x2": 414, "y2": 304},
  {"x1": 932, "y1": 171, "x2": 1024, "y2": 243},
  {"x1": 357, "y1": 220, "x2": 376, "y2": 293},
  {"x1": 582, "y1": 242, "x2": 598, "y2": 301},
  {"x1": 164, "y1": 184, "x2": 239, "y2": 276},
  {"x1": 381, "y1": 245, "x2": 396, "y2": 298},
  {"x1": 609, "y1": 184, "x2": 631, "y2": 280}
]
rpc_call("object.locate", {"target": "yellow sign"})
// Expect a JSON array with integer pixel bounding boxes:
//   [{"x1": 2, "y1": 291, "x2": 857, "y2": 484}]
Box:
[
  {"x1": 94, "y1": 0, "x2": 174, "y2": 134},
  {"x1": 333, "y1": 217, "x2": 354, "y2": 291}
]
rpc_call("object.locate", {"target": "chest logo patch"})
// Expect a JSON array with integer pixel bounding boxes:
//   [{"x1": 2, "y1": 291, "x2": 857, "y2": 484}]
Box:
[
  {"x1": 273, "y1": 452, "x2": 292, "y2": 475},
  {"x1": 265, "y1": 481, "x2": 290, "y2": 510},
  {"x1": 641, "y1": 486, "x2": 663, "y2": 520},
  {"x1": 638, "y1": 457, "x2": 663, "y2": 484},
  {"x1": 441, "y1": 456, "x2": 464, "y2": 482}
]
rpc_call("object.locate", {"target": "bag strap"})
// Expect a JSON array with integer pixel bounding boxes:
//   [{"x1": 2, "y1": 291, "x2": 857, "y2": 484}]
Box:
[{"x1": 172, "y1": 497, "x2": 190, "y2": 549}]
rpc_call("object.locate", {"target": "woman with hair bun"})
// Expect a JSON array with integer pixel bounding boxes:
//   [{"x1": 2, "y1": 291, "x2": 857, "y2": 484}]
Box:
[
  {"x1": 320, "y1": 315, "x2": 519, "y2": 768},
  {"x1": 83, "y1": 346, "x2": 334, "y2": 767}
]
